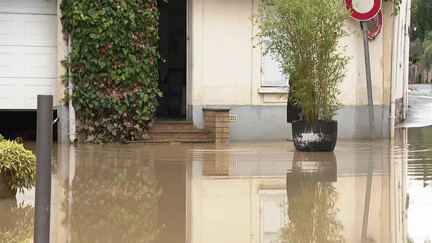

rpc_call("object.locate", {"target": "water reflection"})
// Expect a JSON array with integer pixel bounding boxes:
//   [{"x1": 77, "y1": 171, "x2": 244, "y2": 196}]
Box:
[
  {"x1": 0, "y1": 135, "x2": 421, "y2": 242},
  {"x1": 407, "y1": 126, "x2": 432, "y2": 187},
  {"x1": 284, "y1": 152, "x2": 344, "y2": 242},
  {"x1": 63, "y1": 167, "x2": 161, "y2": 242},
  {"x1": 405, "y1": 126, "x2": 432, "y2": 242},
  {"x1": 0, "y1": 200, "x2": 33, "y2": 242},
  {"x1": 56, "y1": 144, "x2": 188, "y2": 243},
  {"x1": 188, "y1": 142, "x2": 398, "y2": 242}
]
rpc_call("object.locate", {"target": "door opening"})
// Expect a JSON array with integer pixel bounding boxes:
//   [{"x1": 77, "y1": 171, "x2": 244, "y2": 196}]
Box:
[
  {"x1": 0, "y1": 111, "x2": 58, "y2": 142},
  {"x1": 156, "y1": 0, "x2": 187, "y2": 120}
]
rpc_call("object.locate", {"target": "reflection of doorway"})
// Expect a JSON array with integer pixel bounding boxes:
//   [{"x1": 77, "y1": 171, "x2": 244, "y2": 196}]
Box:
[
  {"x1": 157, "y1": 0, "x2": 187, "y2": 119},
  {"x1": 155, "y1": 162, "x2": 186, "y2": 243}
]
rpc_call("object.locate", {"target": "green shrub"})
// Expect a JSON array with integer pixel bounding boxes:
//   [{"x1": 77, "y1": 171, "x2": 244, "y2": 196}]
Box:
[
  {"x1": 60, "y1": 0, "x2": 163, "y2": 143},
  {"x1": 0, "y1": 139, "x2": 36, "y2": 193}
]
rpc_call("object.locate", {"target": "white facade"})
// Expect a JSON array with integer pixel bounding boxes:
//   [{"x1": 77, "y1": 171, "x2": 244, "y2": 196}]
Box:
[
  {"x1": 187, "y1": 0, "x2": 410, "y2": 140},
  {"x1": 0, "y1": 0, "x2": 58, "y2": 110},
  {"x1": 0, "y1": 0, "x2": 410, "y2": 141}
]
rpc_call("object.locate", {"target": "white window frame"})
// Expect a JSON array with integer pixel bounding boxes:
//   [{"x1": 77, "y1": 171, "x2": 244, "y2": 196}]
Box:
[{"x1": 259, "y1": 189, "x2": 288, "y2": 243}]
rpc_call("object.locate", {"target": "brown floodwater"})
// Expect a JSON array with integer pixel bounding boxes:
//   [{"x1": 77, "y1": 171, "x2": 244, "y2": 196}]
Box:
[{"x1": 0, "y1": 126, "x2": 430, "y2": 242}]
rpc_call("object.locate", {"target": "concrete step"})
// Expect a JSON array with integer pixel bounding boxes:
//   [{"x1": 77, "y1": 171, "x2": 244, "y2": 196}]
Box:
[
  {"x1": 144, "y1": 121, "x2": 215, "y2": 143},
  {"x1": 148, "y1": 130, "x2": 213, "y2": 141},
  {"x1": 133, "y1": 139, "x2": 215, "y2": 143},
  {"x1": 151, "y1": 121, "x2": 195, "y2": 131}
]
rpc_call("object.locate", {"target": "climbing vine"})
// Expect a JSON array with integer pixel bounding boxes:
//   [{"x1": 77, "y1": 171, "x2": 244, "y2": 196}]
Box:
[
  {"x1": 384, "y1": 0, "x2": 403, "y2": 16},
  {"x1": 60, "y1": 0, "x2": 163, "y2": 143}
]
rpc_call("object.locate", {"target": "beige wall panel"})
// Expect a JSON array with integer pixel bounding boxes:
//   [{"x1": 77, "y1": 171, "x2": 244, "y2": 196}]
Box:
[
  {"x1": 340, "y1": 17, "x2": 386, "y2": 106},
  {"x1": 202, "y1": 86, "x2": 251, "y2": 104},
  {"x1": 382, "y1": 2, "x2": 394, "y2": 106},
  {"x1": 202, "y1": 0, "x2": 252, "y2": 105},
  {"x1": 191, "y1": 0, "x2": 396, "y2": 109},
  {"x1": 190, "y1": 0, "x2": 204, "y2": 105}
]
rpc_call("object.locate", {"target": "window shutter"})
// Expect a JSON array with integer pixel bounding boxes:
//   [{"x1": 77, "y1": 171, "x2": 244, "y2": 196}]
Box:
[{"x1": 261, "y1": 50, "x2": 287, "y2": 87}]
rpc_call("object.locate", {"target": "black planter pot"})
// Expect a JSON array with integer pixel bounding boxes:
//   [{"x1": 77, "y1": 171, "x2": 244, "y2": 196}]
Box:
[{"x1": 292, "y1": 120, "x2": 338, "y2": 152}]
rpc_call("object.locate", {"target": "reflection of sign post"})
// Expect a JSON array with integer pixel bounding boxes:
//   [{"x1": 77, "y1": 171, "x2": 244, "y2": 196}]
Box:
[{"x1": 345, "y1": 0, "x2": 381, "y2": 139}]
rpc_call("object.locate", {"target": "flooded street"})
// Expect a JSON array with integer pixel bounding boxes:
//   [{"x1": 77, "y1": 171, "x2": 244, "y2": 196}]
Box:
[
  {"x1": 1, "y1": 85, "x2": 432, "y2": 242},
  {"x1": 0, "y1": 135, "x2": 418, "y2": 242}
]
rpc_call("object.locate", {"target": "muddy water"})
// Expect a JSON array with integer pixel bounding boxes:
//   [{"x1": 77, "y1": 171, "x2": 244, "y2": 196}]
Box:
[
  {"x1": 406, "y1": 126, "x2": 432, "y2": 242},
  {"x1": 0, "y1": 128, "x2": 429, "y2": 242}
]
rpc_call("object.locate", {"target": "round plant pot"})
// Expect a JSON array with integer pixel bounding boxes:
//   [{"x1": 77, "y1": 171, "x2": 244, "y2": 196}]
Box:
[
  {"x1": 292, "y1": 120, "x2": 338, "y2": 152},
  {"x1": 0, "y1": 171, "x2": 17, "y2": 199}
]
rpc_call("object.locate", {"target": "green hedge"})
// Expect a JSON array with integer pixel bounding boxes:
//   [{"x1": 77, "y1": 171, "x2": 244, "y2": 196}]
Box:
[
  {"x1": 0, "y1": 139, "x2": 36, "y2": 193},
  {"x1": 60, "y1": 0, "x2": 163, "y2": 143}
]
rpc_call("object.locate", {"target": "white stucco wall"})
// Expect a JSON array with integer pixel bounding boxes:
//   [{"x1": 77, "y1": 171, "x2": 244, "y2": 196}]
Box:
[
  {"x1": 190, "y1": 0, "x2": 255, "y2": 106},
  {"x1": 189, "y1": 0, "x2": 399, "y2": 107},
  {"x1": 340, "y1": 18, "x2": 386, "y2": 106}
]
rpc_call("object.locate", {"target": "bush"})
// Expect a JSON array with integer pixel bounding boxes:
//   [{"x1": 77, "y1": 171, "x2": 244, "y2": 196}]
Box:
[
  {"x1": 0, "y1": 138, "x2": 36, "y2": 194},
  {"x1": 60, "y1": 0, "x2": 163, "y2": 143}
]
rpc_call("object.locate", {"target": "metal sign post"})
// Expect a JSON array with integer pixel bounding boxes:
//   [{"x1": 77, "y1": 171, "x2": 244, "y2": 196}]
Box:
[
  {"x1": 345, "y1": 0, "x2": 381, "y2": 139},
  {"x1": 362, "y1": 21, "x2": 376, "y2": 139}
]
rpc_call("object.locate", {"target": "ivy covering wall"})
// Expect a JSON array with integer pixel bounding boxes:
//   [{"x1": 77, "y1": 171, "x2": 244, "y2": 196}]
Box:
[{"x1": 60, "y1": 0, "x2": 163, "y2": 143}]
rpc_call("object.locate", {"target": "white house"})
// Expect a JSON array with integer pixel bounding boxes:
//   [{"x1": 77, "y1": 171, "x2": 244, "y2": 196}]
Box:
[{"x1": 0, "y1": 0, "x2": 411, "y2": 142}]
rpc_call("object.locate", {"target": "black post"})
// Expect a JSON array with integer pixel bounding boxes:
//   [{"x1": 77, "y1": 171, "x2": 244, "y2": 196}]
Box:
[
  {"x1": 361, "y1": 151, "x2": 374, "y2": 243},
  {"x1": 361, "y1": 21, "x2": 375, "y2": 139},
  {"x1": 34, "y1": 95, "x2": 53, "y2": 243}
]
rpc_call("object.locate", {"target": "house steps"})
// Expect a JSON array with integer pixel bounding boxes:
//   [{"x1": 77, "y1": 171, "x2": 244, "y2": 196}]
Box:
[{"x1": 142, "y1": 120, "x2": 215, "y2": 143}]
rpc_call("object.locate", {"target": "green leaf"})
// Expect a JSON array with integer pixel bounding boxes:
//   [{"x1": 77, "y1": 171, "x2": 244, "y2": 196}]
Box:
[{"x1": 118, "y1": 104, "x2": 127, "y2": 114}]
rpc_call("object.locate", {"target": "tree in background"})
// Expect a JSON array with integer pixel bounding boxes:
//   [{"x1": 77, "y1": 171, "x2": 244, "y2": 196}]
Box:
[
  {"x1": 411, "y1": 0, "x2": 432, "y2": 42},
  {"x1": 410, "y1": 0, "x2": 432, "y2": 75},
  {"x1": 420, "y1": 31, "x2": 432, "y2": 71}
]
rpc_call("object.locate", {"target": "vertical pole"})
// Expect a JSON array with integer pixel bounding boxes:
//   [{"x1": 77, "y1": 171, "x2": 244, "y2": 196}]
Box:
[
  {"x1": 361, "y1": 151, "x2": 373, "y2": 242},
  {"x1": 362, "y1": 21, "x2": 375, "y2": 139},
  {"x1": 34, "y1": 95, "x2": 53, "y2": 243}
]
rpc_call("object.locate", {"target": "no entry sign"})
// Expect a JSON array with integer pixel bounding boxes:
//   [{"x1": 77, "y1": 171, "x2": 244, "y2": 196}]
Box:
[{"x1": 345, "y1": 0, "x2": 382, "y2": 21}]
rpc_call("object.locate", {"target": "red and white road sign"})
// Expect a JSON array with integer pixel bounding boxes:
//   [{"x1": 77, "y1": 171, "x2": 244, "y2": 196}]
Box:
[{"x1": 345, "y1": 0, "x2": 382, "y2": 21}]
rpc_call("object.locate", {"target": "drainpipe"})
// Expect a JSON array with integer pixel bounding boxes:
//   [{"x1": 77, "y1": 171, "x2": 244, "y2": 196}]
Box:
[
  {"x1": 403, "y1": 0, "x2": 412, "y2": 120},
  {"x1": 68, "y1": 32, "x2": 76, "y2": 143},
  {"x1": 390, "y1": 3, "x2": 400, "y2": 139},
  {"x1": 389, "y1": 3, "x2": 401, "y2": 241}
]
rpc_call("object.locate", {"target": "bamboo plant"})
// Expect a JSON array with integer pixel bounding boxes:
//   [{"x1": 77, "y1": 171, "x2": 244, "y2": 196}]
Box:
[{"x1": 253, "y1": 0, "x2": 350, "y2": 122}]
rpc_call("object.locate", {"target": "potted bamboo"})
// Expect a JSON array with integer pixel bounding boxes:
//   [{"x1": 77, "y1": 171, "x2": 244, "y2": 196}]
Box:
[{"x1": 254, "y1": 0, "x2": 350, "y2": 151}]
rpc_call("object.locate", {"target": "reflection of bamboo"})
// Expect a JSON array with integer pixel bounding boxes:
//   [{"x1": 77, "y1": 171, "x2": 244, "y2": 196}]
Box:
[
  {"x1": 361, "y1": 152, "x2": 373, "y2": 242},
  {"x1": 285, "y1": 152, "x2": 344, "y2": 243},
  {"x1": 284, "y1": 181, "x2": 344, "y2": 242}
]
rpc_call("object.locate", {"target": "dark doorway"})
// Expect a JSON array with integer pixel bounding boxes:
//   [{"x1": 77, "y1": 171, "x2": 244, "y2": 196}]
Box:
[
  {"x1": 156, "y1": 0, "x2": 187, "y2": 119},
  {"x1": 0, "y1": 111, "x2": 57, "y2": 141}
]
